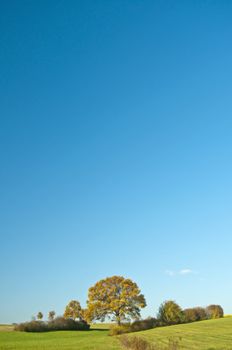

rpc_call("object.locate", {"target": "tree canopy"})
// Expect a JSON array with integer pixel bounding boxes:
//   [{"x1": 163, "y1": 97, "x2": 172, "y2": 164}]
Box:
[
  {"x1": 157, "y1": 300, "x2": 183, "y2": 325},
  {"x1": 37, "y1": 312, "x2": 43, "y2": 320},
  {"x1": 206, "y1": 305, "x2": 224, "y2": 319},
  {"x1": 48, "y1": 310, "x2": 56, "y2": 321},
  {"x1": 64, "y1": 300, "x2": 82, "y2": 320},
  {"x1": 183, "y1": 307, "x2": 207, "y2": 323},
  {"x1": 87, "y1": 275, "x2": 146, "y2": 325}
]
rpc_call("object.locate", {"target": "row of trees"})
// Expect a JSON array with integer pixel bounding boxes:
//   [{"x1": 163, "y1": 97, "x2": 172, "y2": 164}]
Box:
[
  {"x1": 34, "y1": 276, "x2": 223, "y2": 327},
  {"x1": 157, "y1": 300, "x2": 224, "y2": 326},
  {"x1": 35, "y1": 276, "x2": 146, "y2": 325},
  {"x1": 35, "y1": 311, "x2": 55, "y2": 321}
]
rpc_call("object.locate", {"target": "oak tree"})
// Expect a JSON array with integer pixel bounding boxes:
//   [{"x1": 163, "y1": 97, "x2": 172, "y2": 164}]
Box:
[{"x1": 87, "y1": 276, "x2": 146, "y2": 325}]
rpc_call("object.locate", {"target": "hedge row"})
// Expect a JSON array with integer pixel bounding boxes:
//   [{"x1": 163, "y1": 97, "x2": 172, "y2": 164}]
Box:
[{"x1": 15, "y1": 317, "x2": 90, "y2": 332}]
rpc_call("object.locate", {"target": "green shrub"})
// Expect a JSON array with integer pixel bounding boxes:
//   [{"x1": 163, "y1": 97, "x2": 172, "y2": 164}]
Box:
[
  {"x1": 15, "y1": 317, "x2": 90, "y2": 332},
  {"x1": 109, "y1": 324, "x2": 131, "y2": 336},
  {"x1": 157, "y1": 301, "x2": 184, "y2": 326}
]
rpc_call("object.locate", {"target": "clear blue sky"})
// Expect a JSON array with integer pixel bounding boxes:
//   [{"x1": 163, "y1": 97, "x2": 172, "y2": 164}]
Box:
[{"x1": 1, "y1": 0, "x2": 232, "y2": 324}]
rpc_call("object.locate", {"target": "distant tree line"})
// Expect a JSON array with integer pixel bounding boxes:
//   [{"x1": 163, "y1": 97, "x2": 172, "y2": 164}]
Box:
[
  {"x1": 14, "y1": 275, "x2": 224, "y2": 333},
  {"x1": 110, "y1": 300, "x2": 224, "y2": 335},
  {"x1": 158, "y1": 301, "x2": 224, "y2": 325}
]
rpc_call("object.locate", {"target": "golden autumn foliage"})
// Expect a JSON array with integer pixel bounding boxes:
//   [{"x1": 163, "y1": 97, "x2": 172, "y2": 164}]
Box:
[
  {"x1": 80, "y1": 308, "x2": 92, "y2": 323},
  {"x1": 87, "y1": 275, "x2": 146, "y2": 325},
  {"x1": 64, "y1": 300, "x2": 82, "y2": 320}
]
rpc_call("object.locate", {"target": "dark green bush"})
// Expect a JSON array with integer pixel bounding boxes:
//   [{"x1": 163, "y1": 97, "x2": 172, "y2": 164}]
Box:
[
  {"x1": 130, "y1": 318, "x2": 157, "y2": 332},
  {"x1": 49, "y1": 317, "x2": 90, "y2": 331},
  {"x1": 15, "y1": 317, "x2": 90, "y2": 332},
  {"x1": 206, "y1": 305, "x2": 224, "y2": 319},
  {"x1": 183, "y1": 307, "x2": 207, "y2": 323},
  {"x1": 14, "y1": 321, "x2": 49, "y2": 332},
  {"x1": 109, "y1": 318, "x2": 157, "y2": 336}
]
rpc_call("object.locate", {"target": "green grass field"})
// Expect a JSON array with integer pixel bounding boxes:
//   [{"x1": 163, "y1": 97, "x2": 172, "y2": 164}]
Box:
[{"x1": 1, "y1": 317, "x2": 232, "y2": 350}]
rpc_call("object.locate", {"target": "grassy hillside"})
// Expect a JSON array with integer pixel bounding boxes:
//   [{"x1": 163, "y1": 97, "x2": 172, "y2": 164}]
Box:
[
  {"x1": 139, "y1": 317, "x2": 232, "y2": 349},
  {"x1": 1, "y1": 318, "x2": 232, "y2": 350}
]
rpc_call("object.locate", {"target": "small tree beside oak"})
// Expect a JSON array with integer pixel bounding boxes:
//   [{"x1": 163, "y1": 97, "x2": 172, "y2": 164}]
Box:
[{"x1": 64, "y1": 300, "x2": 83, "y2": 321}]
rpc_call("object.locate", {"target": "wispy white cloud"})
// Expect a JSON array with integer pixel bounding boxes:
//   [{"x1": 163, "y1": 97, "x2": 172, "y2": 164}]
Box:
[
  {"x1": 179, "y1": 269, "x2": 193, "y2": 275},
  {"x1": 165, "y1": 268, "x2": 197, "y2": 277}
]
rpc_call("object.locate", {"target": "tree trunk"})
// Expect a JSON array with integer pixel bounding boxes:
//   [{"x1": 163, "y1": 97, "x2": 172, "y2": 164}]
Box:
[{"x1": 116, "y1": 315, "x2": 121, "y2": 326}]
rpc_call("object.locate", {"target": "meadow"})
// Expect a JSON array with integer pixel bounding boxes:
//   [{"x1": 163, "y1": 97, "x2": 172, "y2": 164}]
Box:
[{"x1": 1, "y1": 317, "x2": 232, "y2": 350}]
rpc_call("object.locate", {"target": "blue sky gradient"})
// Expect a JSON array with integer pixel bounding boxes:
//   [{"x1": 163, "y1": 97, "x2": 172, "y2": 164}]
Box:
[{"x1": 1, "y1": 0, "x2": 232, "y2": 323}]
